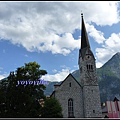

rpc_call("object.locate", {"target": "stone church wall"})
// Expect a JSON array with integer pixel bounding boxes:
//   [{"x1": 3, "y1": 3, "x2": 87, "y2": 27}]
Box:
[{"x1": 54, "y1": 75, "x2": 84, "y2": 118}]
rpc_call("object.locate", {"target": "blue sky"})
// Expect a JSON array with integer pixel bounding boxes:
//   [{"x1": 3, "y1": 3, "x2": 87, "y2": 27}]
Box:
[{"x1": 0, "y1": 1, "x2": 120, "y2": 82}]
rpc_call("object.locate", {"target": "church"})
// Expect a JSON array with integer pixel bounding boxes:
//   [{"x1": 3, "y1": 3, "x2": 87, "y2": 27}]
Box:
[{"x1": 51, "y1": 14, "x2": 102, "y2": 118}]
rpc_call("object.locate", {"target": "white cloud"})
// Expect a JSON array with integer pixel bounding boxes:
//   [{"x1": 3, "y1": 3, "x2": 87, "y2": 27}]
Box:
[
  {"x1": 0, "y1": 68, "x2": 8, "y2": 80},
  {"x1": 60, "y1": 65, "x2": 71, "y2": 70},
  {"x1": 0, "y1": 74, "x2": 8, "y2": 80},
  {"x1": 36, "y1": 33, "x2": 80, "y2": 56},
  {"x1": 87, "y1": 24, "x2": 105, "y2": 44},
  {"x1": 0, "y1": 1, "x2": 120, "y2": 69},
  {"x1": 86, "y1": 1, "x2": 120, "y2": 26},
  {"x1": 96, "y1": 62, "x2": 103, "y2": 68},
  {"x1": 0, "y1": 1, "x2": 119, "y2": 56},
  {"x1": 74, "y1": 65, "x2": 79, "y2": 69},
  {"x1": 105, "y1": 33, "x2": 120, "y2": 49},
  {"x1": 95, "y1": 32, "x2": 120, "y2": 66},
  {"x1": 41, "y1": 68, "x2": 72, "y2": 82}
]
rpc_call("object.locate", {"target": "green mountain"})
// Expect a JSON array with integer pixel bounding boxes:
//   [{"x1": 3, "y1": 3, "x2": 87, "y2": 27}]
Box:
[
  {"x1": 44, "y1": 52, "x2": 120, "y2": 103},
  {"x1": 97, "y1": 52, "x2": 120, "y2": 102}
]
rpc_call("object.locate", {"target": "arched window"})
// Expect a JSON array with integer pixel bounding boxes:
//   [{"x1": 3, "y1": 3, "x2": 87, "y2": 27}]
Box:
[{"x1": 68, "y1": 98, "x2": 74, "y2": 118}]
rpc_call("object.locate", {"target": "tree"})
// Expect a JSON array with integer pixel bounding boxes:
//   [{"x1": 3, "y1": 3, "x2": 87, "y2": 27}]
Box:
[
  {"x1": 41, "y1": 97, "x2": 63, "y2": 118},
  {"x1": 0, "y1": 61, "x2": 47, "y2": 118},
  {"x1": 0, "y1": 78, "x2": 8, "y2": 117}
]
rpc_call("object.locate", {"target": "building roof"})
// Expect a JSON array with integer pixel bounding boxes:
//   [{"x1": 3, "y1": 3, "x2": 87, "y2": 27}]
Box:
[
  {"x1": 54, "y1": 73, "x2": 82, "y2": 87},
  {"x1": 81, "y1": 13, "x2": 90, "y2": 50},
  {"x1": 113, "y1": 96, "x2": 120, "y2": 101},
  {"x1": 50, "y1": 90, "x2": 55, "y2": 97},
  {"x1": 80, "y1": 13, "x2": 94, "y2": 59},
  {"x1": 101, "y1": 97, "x2": 120, "y2": 113}
]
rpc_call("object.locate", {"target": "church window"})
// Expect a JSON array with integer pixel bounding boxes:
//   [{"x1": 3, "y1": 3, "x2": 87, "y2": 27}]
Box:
[
  {"x1": 86, "y1": 64, "x2": 93, "y2": 72},
  {"x1": 69, "y1": 83, "x2": 71, "y2": 87},
  {"x1": 89, "y1": 65, "x2": 91, "y2": 70},
  {"x1": 87, "y1": 65, "x2": 89, "y2": 70},
  {"x1": 91, "y1": 65, "x2": 93, "y2": 70},
  {"x1": 68, "y1": 98, "x2": 74, "y2": 118}
]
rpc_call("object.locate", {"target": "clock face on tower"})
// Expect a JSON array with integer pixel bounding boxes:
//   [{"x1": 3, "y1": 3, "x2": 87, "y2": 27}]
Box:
[{"x1": 85, "y1": 55, "x2": 91, "y2": 60}]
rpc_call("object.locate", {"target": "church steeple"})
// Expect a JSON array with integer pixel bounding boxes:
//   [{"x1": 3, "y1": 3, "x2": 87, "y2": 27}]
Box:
[
  {"x1": 81, "y1": 13, "x2": 90, "y2": 49},
  {"x1": 78, "y1": 13, "x2": 102, "y2": 118},
  {"x1": 79, "y1": 13, "x2": 95, "y2": 60}
]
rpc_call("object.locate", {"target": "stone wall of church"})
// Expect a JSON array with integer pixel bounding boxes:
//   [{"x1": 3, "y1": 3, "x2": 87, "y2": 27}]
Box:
[
  {"x1": 54, "y1": 75, "x2": 84, "y2": 118},
  {"x1": 79, "y1": 50, "x2": 102, "y2": 118},
  {"x1": 83, "y1": 85, "x2": 102, "y2": 118}
]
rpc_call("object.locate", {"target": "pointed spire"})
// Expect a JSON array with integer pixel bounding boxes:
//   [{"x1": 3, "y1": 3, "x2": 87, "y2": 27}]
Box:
[{"x1": 81, "y1": 13, "x2": 90, "y2": 49}]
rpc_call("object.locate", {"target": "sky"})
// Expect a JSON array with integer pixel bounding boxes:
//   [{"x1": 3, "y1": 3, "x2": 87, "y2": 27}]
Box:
[{"x1": 0, "y1": 1, "x2": 120, "y2": 82}]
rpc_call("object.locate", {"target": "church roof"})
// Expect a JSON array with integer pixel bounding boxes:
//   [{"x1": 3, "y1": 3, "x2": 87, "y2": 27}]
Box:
[
  {"x1": 54, "y1": 73, "x2": 82, "y2": 87},
  {"x1": 80, "y1": 13, "x2": 94, "y2": 59},
  {"x1": 50, "y1": 73, "x2": 82, "y2": 97},
  {"x1": 81, "y1": 13, "x2": 90, "y2": 50},
  {"x1": 50, "y1": 90, "x2": 55, "y2": 97}
]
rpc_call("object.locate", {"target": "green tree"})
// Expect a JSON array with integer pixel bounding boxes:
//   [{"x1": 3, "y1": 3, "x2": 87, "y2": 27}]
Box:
[
  {"x1": 0, "y1": 78, "x2": 8, "y2": 117},
  {"x1": 41, "y1": 97, "x2": 63, "y2": 118},
  {"x1": 0, "y1": 61, "x2": 47, "y2": 118}
]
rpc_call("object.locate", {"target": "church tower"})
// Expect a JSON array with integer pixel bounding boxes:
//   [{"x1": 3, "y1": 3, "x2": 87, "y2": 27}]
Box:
[{"x1": 78, "y1": 13, "x2": 102, "y2": 118}]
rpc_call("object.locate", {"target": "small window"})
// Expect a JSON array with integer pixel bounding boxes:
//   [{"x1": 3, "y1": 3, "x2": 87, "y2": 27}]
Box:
[
  {"x1": 89, "y1": 65, "x2": 90, "y2": 69},
  {"x1": 86, "y1": 64, "x2": 89, "y2": 70},
  {"x1": 93, "y1": 110, "x2": 95, "y2": 113},
  {"x1": 69, "y1": 83, "x2": 71, "y2": 87},
  {"x1": 91, "y1": 65, "x2": 93, "y2": 70},
  {"x1": 86, "y1": 64, "x2": 93, "y2": 72}
]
